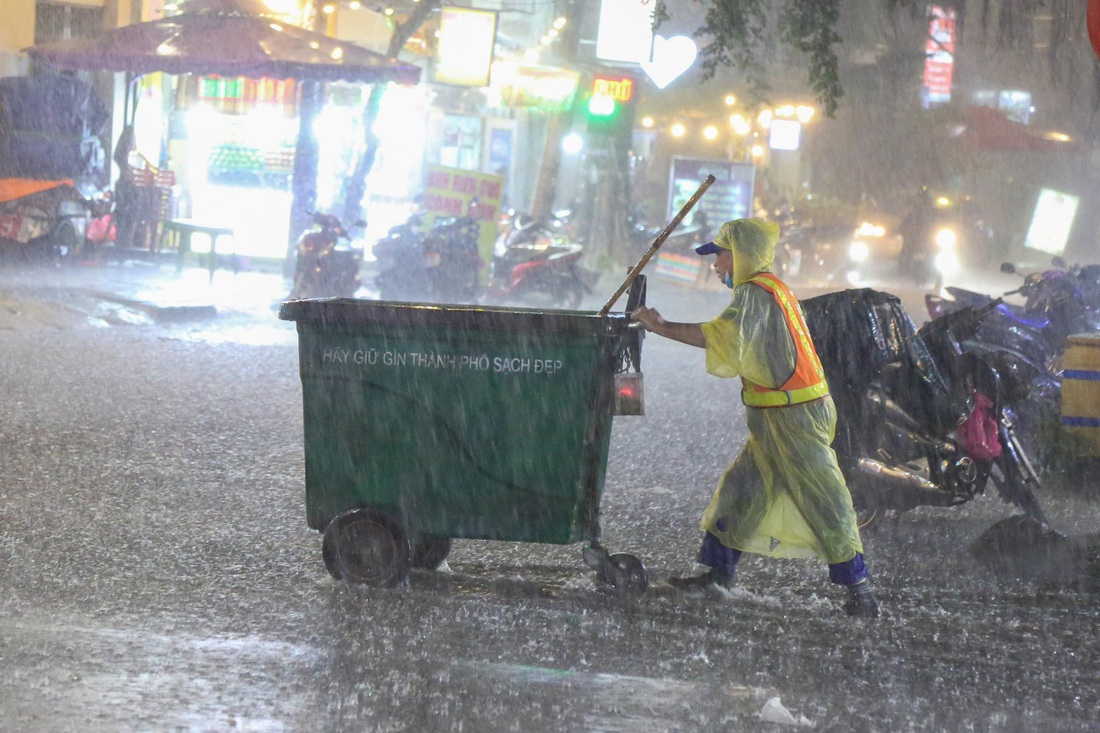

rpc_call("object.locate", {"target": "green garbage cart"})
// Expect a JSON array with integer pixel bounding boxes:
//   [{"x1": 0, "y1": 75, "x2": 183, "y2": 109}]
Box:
[{"x1": 278, "y1": 281, "x2": 648, "y2": 593}]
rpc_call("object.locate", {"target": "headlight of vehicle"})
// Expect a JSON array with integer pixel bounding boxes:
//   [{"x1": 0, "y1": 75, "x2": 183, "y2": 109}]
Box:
[
  {"x1": 848, "y1": 240, "x2": 870, "y2": 262},
  {"x1": 857, "y1": 222, "x2": 886, "y2": 237},
  {"x1": 934, "y1": 227, "x2": 958, "y2": 250},
  {"x1": 935, "y1": 248, "x2": 959, "y2": 275}
]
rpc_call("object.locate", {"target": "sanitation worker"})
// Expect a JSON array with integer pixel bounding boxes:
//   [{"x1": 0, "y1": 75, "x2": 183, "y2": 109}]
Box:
[{"x1": 630, "y1": 218, "x2": 879, "y2": 618}]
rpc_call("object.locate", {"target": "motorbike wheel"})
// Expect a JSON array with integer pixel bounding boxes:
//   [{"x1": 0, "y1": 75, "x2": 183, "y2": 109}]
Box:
[
  {"x1": 556, "y1": 285, "x2": 584, "y2": 310},
  {"x1": 554, "y1": 267, "x2": 588, "y2": 309}
]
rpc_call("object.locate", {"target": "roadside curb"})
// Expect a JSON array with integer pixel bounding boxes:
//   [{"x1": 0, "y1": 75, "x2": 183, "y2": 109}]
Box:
[{"x1": 80, "y1": 289, "x2": 220, "y2": 323}]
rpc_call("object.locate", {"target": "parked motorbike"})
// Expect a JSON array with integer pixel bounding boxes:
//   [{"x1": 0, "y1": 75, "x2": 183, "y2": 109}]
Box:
[
  {"x1": 929, "y1": 291, "x2": 1060, "y2": 374},
  {"x1": 926, "y1": 258, "x2": 1100, "y2": 376},
  {"x1": 373, "y1": 205, "x2": 481, "y2": 303},
  {"x1": 82, "y1": 189, "x2": 116, "y2": 258},
  {"x1": 924, "y1": 258, "x2": 1100, "y2": 466},
  {"x1": 0, "y1": 178, "x2": 91, "y2": 262},
  {"x1": 804, "y1": 289, "x2": 1047, "y2": 525},
  {"x1": 998, "y1": 260, "x2": 1100, "y2": 342},
  {"x1": 488, "y1": 211, "x2": 589, "y2": 309},
  {"x1": 288, "y1": 212, "x2": 364, "y2": 300}
]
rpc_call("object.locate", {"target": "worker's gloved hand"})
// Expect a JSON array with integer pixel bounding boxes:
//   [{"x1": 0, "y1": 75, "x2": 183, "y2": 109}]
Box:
[{"x1": 630, "y1": 305, "x2": 665, "y2": 332}]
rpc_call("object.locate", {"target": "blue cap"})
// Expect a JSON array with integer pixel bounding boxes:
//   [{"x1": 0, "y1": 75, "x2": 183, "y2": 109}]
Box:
[{"x1": 694, "y1": 240, "x2": 723, "y2": 256}]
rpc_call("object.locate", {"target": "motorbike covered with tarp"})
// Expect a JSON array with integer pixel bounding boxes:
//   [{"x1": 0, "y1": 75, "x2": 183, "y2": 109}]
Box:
[
  {"x1": 0, "y1": 75, "x2": 109, "y2": 259},
  {"x1": 806, "y1": 288, "x2": 965, "y2": 454},
  {"x1": 0, "y1": 74, "x2": 108, "y2": 182},
  {"x1": 0, "y1": 178, "x2": 89, "y2": 258},
  {"x1": 803, "y1": 288, "x2": 1048, "y2": 525}
]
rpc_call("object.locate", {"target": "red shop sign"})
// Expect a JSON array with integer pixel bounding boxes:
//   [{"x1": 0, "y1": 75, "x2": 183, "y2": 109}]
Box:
[{"x1": 1090, "y1": 0, "x2": 1100, "y2": 60}]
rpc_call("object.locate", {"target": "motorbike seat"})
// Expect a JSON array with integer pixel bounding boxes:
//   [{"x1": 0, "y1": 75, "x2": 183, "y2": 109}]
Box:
[{"x1": 993, "y1": 303, "x2": 1049, "y2": 330}]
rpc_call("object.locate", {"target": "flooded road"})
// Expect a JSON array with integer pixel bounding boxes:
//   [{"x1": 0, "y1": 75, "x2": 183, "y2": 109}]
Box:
[{"x1": 0, "y1": 271, "x2": 1097, "y2": 731}]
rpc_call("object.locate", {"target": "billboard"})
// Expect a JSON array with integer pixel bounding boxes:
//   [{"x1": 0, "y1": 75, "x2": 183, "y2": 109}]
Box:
[
  {"x1": 1025, "y1": 188, "x2": 1079, "y2": 256},
  {"x1": 768, "y1": 119, "x2": 802, "y2": 151},
  {"x1": 596, "y1": 0, "x2": 654, "y2": 64},
  {"x1": 923, "y1": 6, "x2": 957, "y2": 105},
  {"x1": 424, "y1": 165, "x2": 504, "y2": 279},
  {"x1": 667, "y1": 157, "x2": 755, "y2": 229},
  {"x1": 434, "y1": 8, "x2": 498, "y2": 87}
]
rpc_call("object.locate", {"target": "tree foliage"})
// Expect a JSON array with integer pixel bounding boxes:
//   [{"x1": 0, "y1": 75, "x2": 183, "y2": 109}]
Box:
[
  {"x1": 341, "y1": 0, "x2": 440, "y2": 224},
  {"x1": 662, "y1": 0, "x2": 1089, "y2": 118},
  {"x1": 658, "y1": 0, "x2": 847, "y2": 116},
  {"x1": 779, "y1": 0, "x2": 844, "y2": 116}
]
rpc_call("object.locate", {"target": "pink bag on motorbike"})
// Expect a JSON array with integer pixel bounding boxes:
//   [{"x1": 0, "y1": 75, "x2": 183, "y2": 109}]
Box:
[
  {"x1": 86, "y1": 214, "x2": 115, "y2": 244},
  {"x1": 956, "y1": 391, "x2": 1001, "y2": 461}
]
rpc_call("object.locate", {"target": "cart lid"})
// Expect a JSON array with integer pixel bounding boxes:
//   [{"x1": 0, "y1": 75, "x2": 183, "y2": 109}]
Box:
[{"x1": 278, "y1": 298, "x2": 631, "y2": 336}]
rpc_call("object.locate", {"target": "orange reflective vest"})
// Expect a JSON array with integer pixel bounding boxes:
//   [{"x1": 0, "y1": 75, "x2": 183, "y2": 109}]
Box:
[{"x1": 740, "y1": 272, "x2": 830, "y2": 408}]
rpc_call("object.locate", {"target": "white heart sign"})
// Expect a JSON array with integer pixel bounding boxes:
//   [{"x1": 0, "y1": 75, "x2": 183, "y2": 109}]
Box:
[{"x1": 641, "y1": 35, "x2": 698, "y2": 89}]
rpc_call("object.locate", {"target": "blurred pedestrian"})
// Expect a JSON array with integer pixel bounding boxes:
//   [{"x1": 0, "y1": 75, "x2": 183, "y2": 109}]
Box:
[
  {"x1": 630, "y1": 218, "x2": 879, "y2": 618},
  {"x1": 898, "y1": 187, "x2": 935, "y2": 279}
]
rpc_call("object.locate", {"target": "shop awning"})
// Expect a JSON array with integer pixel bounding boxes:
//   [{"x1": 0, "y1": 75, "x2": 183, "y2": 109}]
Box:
[
  {"x1": 0, "y1": 179, "x2": 75, "y2": 206},
  {"x1": 954, "y1": 106, "x2": 1081, "y2": 153},
  {"x1": 24, "y1": 0, "x2": 421, "y2": 85}
]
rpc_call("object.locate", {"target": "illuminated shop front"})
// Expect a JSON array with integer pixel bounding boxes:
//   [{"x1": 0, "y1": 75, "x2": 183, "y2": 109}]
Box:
[
  {"x1": 163, "y1": 73, "x2": 428, "y2": 260},
  {"x1": 176, "y1": 75, "x2": 299, "y2": 259},
  {"x1": 313, "y1": 81, "x2": 432, "y2": 246}
]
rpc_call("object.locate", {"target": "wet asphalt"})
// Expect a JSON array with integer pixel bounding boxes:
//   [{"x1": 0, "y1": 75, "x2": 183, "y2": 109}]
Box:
[{"x1": 0, "y1": 259, "x2": 1097, "y2": 732}]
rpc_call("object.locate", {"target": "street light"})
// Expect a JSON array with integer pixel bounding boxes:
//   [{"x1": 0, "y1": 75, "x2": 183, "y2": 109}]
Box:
[
  {"x1": 729, "y1": 113, "x2": 751, "y2": 136},
  {"x1": 703, "y1": 125, "x2": 718, "y2": 140},
  {"x1": 670, "y1": 123, "x2": 686, "y2": 137}
]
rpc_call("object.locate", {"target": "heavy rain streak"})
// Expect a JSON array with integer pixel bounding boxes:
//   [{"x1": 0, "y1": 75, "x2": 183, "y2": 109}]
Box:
[{"x1": 1, "y1": 0, "x2": 1099, "y2": 730}]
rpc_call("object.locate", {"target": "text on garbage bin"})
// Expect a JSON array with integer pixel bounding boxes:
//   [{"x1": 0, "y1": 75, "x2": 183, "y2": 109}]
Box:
[{"x1": 321, "y1": 348, "x2": 564, "y2": 375}]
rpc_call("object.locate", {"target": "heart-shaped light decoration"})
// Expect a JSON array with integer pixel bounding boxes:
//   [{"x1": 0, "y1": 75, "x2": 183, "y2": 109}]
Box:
[{"x1": 641, "y1": 35, "x2": 698, "y2": 89}]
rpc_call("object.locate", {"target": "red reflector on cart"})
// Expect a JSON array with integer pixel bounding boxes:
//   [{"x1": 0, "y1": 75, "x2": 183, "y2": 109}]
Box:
[{"x1": 614, "y1": 372, "x2": 644, "y2": 416}]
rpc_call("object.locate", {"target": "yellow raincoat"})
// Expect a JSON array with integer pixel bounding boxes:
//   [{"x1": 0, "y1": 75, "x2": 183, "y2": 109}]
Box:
[{"x1": 698, "y1": 219, "x2": 863, "y2": 563}]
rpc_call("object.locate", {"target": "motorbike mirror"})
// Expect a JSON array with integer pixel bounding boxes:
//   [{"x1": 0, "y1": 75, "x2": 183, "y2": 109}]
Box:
[
  {"x1": 1051, "y1": 256, "x2": 1067, "y2": 269},
  {"x1": 999, "y1": 262, "x2": 1017, "y2": 274}
]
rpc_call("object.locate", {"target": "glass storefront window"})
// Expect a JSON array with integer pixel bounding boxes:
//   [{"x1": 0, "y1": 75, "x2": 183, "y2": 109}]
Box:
[{"x1": 440, "y1": 114, "x2": 482, "y2": 170}]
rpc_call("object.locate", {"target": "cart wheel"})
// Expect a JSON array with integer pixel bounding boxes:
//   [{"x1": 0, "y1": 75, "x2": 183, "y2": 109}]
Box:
[
  {"x1": 321, "y1": 509, "x2": 410, "y2": 587},
  {"x1": 596, "y1": 553, "x2": 649, "y2": 595},
  {"x1": 321, "y1": 530, "x2": 344, "y2": 580},
  {"x1": 411, "y1": 535, "x2": 452, "y2": 570}
]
